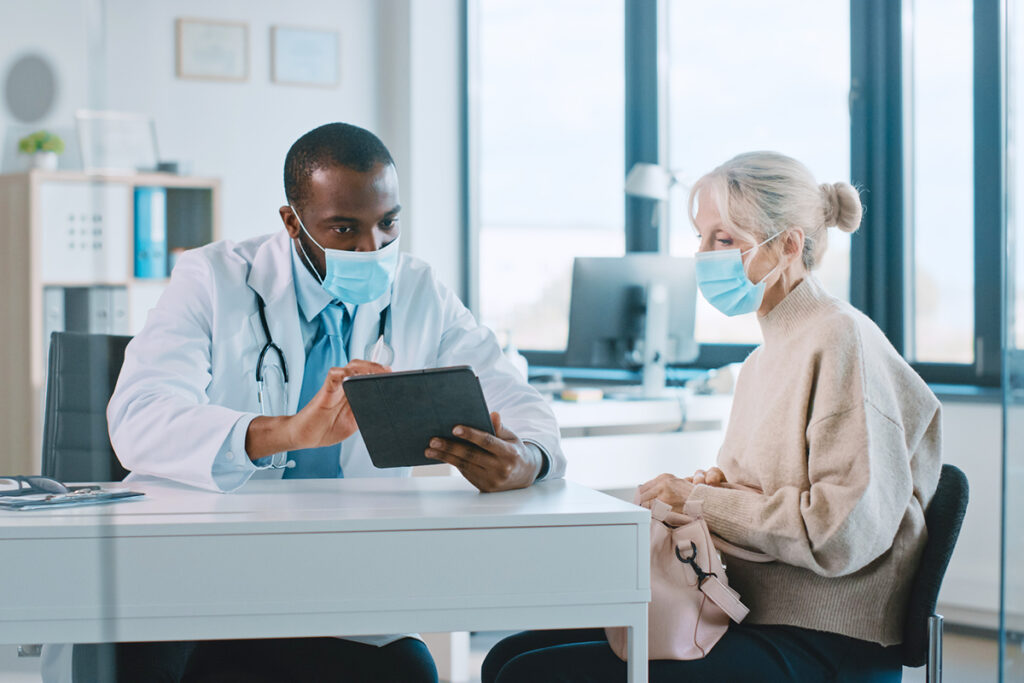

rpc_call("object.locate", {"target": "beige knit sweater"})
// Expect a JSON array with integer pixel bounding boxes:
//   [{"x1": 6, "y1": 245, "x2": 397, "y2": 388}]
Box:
[{"x1": 685, "y1": 275, "x2": 942, "y2": 646}]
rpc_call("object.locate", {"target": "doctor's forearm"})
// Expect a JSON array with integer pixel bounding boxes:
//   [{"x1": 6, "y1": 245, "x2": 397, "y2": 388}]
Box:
[{"x1": 244, "y1": 416, "x2": 298, "y2": 461}]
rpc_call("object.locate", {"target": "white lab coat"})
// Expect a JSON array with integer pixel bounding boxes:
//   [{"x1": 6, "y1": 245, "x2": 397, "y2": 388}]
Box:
[
  {"x1": 108, "y1": 229, "x2": 565, "y2": 489},
  {"x1": 41, "y1": 230, "x2": 565, "y2": 682}
]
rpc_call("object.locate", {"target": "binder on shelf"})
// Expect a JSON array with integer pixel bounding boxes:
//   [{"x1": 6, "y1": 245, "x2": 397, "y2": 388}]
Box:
[
  {"x1": 62, "y1": 286, "x2": 130, "y2": 334},
  {"x1": 134, "y1": 186, "x2": 167, "y2": 279},
  {"x1": 110, "y1": 286, "x2": 129, "y2": 334}
]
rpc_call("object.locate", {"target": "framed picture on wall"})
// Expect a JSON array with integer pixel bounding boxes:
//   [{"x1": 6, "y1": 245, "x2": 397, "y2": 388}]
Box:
[
  {"x1": 271, "y1": 25, "x2": 340, "y2": 87},
  {"x1": 176, "y1": 18, "x2": 249, "y2": 82}
]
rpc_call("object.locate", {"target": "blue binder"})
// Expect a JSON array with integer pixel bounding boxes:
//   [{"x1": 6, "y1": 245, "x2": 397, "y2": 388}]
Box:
[{"x1": 134, "y1": 187, "x2": 167, "y2": 278}]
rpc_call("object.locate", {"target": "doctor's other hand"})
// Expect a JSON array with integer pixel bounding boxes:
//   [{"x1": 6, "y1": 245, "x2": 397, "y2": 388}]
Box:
[
  {"x1": 425, "y1": 412, "x2": 542, "y2": 493},
  {"x1": 635, "y1": 473, "x2": 696, "y2": 513},
  {"x1": 245, "y1": 360, "x2": 390, "y2": 460}
]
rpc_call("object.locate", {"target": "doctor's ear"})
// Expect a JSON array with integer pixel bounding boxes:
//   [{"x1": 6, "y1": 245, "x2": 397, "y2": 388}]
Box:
[{"x1": 279, "y1": 206, "x2": 301, "y2": 239}]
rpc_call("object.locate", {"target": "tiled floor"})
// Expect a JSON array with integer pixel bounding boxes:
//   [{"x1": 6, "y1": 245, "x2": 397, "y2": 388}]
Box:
[{"x1": 0, "y1": 630, "x2": 1010, "y2": 682}]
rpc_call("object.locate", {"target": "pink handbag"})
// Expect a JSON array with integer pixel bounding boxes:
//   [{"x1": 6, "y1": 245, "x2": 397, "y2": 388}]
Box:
[{"x1": 605, "y1": 496, "x2": 772, "y2": 661}]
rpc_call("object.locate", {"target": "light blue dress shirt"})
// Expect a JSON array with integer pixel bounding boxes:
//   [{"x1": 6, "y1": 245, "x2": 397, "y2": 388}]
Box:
[{"x1": 209, "y1": 245, "x2": 357, "y2": 490}]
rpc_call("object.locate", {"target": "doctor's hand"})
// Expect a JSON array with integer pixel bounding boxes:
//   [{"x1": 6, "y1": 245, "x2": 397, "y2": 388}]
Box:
[
  {"x1": 425, "y1": 412, "x2": 542, "y2": 493},
  {"x1": 635, "y1": 473, "x2": 695, "y2": 513},
  {"x1": 245, "y1": 360, "x2": 390, "y2": 460}
]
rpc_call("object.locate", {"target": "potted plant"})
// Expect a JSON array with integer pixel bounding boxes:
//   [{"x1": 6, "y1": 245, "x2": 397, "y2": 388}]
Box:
[{"x1": 18, "y1": 130, "x2": 65, "y2": 171}]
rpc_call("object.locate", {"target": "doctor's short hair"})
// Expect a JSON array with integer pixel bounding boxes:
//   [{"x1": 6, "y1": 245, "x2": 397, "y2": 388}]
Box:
[
  {"x1": 687, "y1": 151, "x2": 863, "y2": 270},
  {"x1": 284, "y1": 122, "x2": 395, "y2": 207}
]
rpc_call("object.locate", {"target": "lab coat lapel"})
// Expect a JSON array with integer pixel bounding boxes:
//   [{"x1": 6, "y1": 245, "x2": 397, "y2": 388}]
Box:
[{"x1": 246, "y1": 231, "x2": 306, "y2": 412}]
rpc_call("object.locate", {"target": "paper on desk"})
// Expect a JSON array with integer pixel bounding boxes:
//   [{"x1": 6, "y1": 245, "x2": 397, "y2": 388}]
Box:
[{"x1": 0, "y1": 489, "x2": 144, "y2": 511}]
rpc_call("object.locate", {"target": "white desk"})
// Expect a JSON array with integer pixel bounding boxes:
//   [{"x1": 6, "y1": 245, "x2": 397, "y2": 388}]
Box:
[
  {"x1": 0, "y1": 477, "x2": 651, "y2": 682},
  {"x1": 552, "y1": 394, "x2": 731, "y2": 494}
]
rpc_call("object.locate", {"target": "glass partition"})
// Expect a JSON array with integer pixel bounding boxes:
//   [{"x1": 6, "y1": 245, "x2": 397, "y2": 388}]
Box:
[
  {"x1": 1005, "y1": 2, "x2": 1024, "y2": 679},
  {"x1": 1004, "y1": 0, "x2": 1024, "y2": 673}
]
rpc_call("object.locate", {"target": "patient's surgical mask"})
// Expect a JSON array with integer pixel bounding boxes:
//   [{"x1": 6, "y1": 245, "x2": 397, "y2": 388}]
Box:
[
  {"x1": 694, "y1": 233, "x2": 783, "y2": 317},
  {"x1": 291, "y1": 205, "x2": 400, "y2": 305}
]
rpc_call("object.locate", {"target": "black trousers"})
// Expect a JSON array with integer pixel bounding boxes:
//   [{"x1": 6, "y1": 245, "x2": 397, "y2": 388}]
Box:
[
  {"x1": 482, "y1": 626, "x2": 903, "y2": 683},
  {"x1": 73, "y1": 636, "x2": 437, "y2": 683}
]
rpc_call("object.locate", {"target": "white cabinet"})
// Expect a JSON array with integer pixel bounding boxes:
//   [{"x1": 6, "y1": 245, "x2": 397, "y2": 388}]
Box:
[
  {"x1": 38, "y1": 181, "x2": 130, "y2": 283},
  {"x1": 0, "y1": 170, "x2": 220, "y2": 476}
]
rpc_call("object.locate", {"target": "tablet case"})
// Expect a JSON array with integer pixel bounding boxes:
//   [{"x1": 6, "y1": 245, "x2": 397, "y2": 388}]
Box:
[{"x1": 342, "y1": 365, "x2": 495, "y2": 468}]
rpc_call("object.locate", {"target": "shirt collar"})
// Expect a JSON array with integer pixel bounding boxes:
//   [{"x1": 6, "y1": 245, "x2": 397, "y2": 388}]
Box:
[{"x1": 290, "y1": 240, "x2": 355, "y2": 322}]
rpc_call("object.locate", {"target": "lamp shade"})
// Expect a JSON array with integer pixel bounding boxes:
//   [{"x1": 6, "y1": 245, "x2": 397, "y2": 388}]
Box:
[{"x1": 624, "y1": 162, "x2": 672, "y2": 200}]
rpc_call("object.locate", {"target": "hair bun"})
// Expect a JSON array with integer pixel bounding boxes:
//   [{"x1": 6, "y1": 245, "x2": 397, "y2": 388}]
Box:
[{"x1": 820, "y1": 182, "x2": 862, "y2": 233}]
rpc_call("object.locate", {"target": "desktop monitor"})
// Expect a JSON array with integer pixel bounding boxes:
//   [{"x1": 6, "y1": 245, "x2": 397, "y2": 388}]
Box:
[{"x1": 565, "y1": 255, "x2": 698, "y2": 371}]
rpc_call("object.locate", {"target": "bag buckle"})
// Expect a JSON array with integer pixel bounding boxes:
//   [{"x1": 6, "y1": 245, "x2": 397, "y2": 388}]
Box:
[{"x1": 675, "y1": 540, "x2": 717, "y2": 587}]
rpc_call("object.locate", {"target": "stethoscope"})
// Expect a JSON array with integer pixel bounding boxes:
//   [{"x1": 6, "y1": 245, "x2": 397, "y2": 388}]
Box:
[{"x1": 254, "y1": 290, "x2": 393, "y2": 420}]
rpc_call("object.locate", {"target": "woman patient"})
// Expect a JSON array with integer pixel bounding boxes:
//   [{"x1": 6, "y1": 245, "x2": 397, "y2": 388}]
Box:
[{"x1": 483, "y1": 151, "x2": 942, "y2": 682}]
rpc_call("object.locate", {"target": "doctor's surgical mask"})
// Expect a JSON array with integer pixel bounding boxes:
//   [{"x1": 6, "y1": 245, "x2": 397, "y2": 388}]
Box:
[
  {"x1": 290, "y1": 205, "x2": 400, "y2": 305},
  {"x1": 694, "y1": 233, "x2": 783, "y2": 317}
]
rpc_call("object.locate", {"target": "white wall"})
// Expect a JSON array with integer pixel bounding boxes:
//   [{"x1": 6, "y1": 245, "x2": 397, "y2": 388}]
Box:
[
  {"x1": 377, "y1": 0, "x2": 465, "y2": 296},
  {"x1": 0, "y1": 0, "x2": 93, "y2": 171},
  {"x1": 103, "y1": 0, "x2": 380, "y2": 243},
  {"x1": 1, "y1": 0, "x2": 464, "y2": 294},
  {"x1": 937, "y1": 400, "x2": 1007, "y2": 628}
]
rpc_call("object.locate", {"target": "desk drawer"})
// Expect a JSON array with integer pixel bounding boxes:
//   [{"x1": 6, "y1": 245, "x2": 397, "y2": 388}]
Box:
[{"x1": 1, "y1": 523, "x2": 645, "y2": 624}]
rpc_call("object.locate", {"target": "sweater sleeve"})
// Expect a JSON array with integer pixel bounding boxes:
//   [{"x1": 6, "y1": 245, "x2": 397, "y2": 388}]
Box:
[{"x1": 687, "y1": 399, "x2": 915, "y2": 577}]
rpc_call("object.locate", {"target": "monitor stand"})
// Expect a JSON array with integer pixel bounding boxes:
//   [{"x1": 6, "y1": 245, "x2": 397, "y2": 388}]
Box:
[
  {"x1": 603, "y1": 284, "x2": 672, "y2": 400},
  {"x1": 641, "y1": 283, "x2": 670, "y2": 398}
]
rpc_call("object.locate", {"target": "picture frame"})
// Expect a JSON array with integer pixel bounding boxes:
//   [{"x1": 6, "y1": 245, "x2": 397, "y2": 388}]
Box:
[
  {"x1": 75, "y1": 110, "x2": 159, "y2": 174},
  {"x1": 176, "y1": 18, "x2": 249, "y2": 82},
  {"x1": 271, "y1": 25, "x2": 340, "y2": 87}
]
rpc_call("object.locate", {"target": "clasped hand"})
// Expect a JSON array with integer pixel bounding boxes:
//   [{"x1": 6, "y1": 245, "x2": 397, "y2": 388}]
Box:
[{"x1": 635, "y1": 466, "x2": 727, "y2": 511}]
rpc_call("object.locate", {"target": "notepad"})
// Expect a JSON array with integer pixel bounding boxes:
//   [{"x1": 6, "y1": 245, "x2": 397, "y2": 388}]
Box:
[{"x1": 0, "y1": 489, "x2": 144, "y2": 511}]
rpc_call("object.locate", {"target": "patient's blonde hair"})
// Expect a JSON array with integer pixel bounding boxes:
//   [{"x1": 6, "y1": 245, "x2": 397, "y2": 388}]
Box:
[{"x1": 687, "y1": 151, "x2": 862, "y2": 270}]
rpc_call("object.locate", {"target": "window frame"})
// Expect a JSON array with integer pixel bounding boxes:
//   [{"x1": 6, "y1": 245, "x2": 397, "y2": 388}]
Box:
[
  {"x1": 465, "y1": 0, "x2": 1006, "y2": 386},
  {"x1": 850, "y1": 0, "x2": 1004, "y2": 387}
]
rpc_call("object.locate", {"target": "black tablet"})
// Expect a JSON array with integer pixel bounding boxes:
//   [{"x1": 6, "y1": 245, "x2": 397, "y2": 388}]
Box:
[{"x1": 342, "y1": 365, "x2": 495, "y2": 468}]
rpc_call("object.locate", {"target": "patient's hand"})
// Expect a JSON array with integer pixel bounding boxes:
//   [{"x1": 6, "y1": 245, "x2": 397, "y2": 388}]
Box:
[
  {"x1": 688, "y1": 467, "x2": 727, "y2": 487},
  {"x1": 635, "y1": 473, "x2": 695, "y2": 512}
]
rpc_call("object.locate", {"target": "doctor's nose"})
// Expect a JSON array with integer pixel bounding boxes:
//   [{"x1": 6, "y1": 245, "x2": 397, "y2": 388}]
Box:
[{"x1": 353, "y1": 232, "x2": 381, "y2": 252}]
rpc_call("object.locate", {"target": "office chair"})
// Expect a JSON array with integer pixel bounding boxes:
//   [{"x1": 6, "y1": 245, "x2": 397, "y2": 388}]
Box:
[
  {"x1": 901, "y1": 464, "x2": 970, "y2": 683},
  {"x1": 22, "y1": 332, "x2": 132, "y2": 679},
  {"x1": 41, "y1": 331, "x2": 132, "y2": 482}
]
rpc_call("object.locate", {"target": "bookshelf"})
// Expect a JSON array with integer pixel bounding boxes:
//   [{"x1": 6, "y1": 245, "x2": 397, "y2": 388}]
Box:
[{"x1": 0, "y1": 170, "x2": 221, "y2": 476}]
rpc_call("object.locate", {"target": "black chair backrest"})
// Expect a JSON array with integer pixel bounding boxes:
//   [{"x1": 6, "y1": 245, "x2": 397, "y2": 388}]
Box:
[
  {"x1": 41, "y1": 332, "x2": 132, "y2": 482},
  {"x1": 901, "y1": 464, "x2": 969, "y2": 667}
]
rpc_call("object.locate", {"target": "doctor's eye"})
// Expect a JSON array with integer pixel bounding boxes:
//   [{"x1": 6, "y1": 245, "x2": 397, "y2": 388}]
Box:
[
  {"x1": 716, "y1": 237, "x2": 734, "y2": 247},
  {"x1": 381, "y1": 218, "x2": 399, "y2": 230}
]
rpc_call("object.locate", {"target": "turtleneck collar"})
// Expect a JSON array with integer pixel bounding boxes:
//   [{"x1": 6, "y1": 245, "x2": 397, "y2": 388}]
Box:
[{"x1": 757, "y1": 274, "x2": 836, "y2": 345}]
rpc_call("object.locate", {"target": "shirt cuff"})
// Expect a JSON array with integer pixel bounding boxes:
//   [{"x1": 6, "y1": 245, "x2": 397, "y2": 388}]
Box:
[
  {"x1": 523, "y1": 439, "x2": 551, "y2": 481},
  {"x1": 210, "y1": 413, "x2": 259, "y2": 492}
]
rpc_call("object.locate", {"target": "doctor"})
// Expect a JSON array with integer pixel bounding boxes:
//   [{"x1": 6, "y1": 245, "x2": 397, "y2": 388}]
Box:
[{"x1": 98, "y1": 123, "x2": 565, "y2": 682}]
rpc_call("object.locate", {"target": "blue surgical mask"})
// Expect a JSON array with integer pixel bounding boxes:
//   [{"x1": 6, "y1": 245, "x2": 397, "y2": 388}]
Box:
[
  {"x1": 694, "y1": 234, "x2": 781, "y2": 317},
  {"x1": 291, "y1": 206, "x2": 400, "y2": 305}
]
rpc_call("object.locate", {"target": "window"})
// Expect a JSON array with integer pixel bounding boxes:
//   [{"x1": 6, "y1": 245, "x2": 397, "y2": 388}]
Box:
[
  {"x1": 905, "y1": 0, "x2": 975, "y2": 364},
  {"x1": 466, "y1": 0, "x2": 1004, "y2": 385},
  {"x1": 666, "y1": 0, "x2": 851, "y2": 346},
  {"x1": 474, "y1": 0, "x2": 625, "y2": 351}
]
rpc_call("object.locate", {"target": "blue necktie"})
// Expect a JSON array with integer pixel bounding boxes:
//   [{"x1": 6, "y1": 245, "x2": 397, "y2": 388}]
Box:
[{"x1": 284, "y1": 303, "x2": 351, "y2": 478}]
